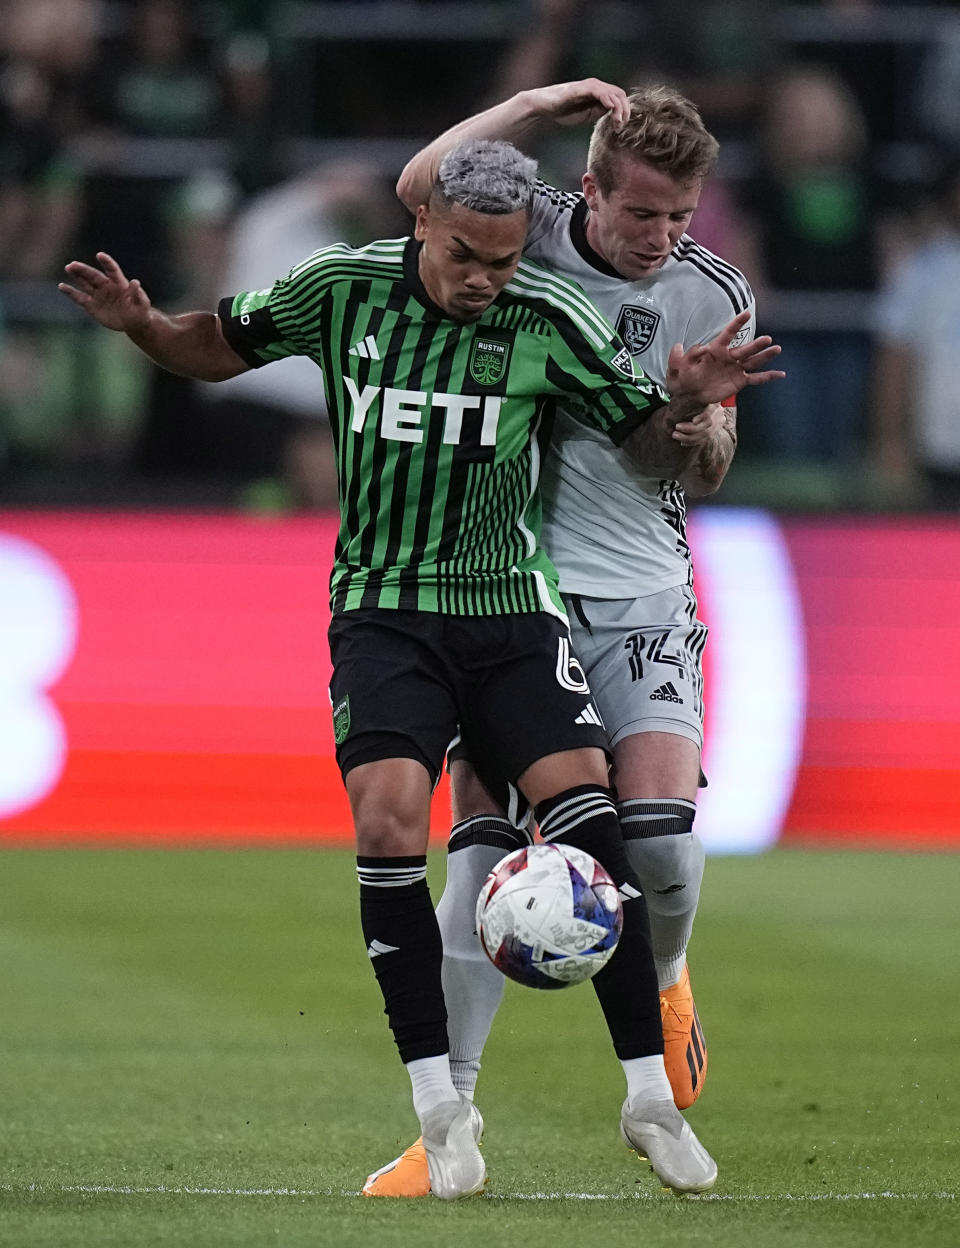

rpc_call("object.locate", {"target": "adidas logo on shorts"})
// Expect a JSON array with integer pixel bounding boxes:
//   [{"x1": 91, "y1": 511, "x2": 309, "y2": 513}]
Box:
[{"x1": 650, "y1": 681, "x2": 683, "y2": 704}]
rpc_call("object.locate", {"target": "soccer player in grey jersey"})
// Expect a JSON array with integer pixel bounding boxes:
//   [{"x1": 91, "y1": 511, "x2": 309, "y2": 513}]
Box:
[
  {"x1": 60, "y1": 138, "x2": 780, "y2": 1200},
  {"x1": 364, "y1": 82, "x2": 770, "y2": 1197}
]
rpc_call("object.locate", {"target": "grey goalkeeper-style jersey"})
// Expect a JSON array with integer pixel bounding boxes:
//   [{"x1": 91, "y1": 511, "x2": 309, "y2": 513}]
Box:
[{"x1": 526, "y1": 181, "x2": 757, "y2": 597}]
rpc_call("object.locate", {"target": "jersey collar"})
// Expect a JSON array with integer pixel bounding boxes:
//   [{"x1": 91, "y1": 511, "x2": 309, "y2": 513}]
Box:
[
  {"x1": 570, "y1": 198, "x2": 623, "y2": 279},
  {"x1": 403, "y1": 237, "x2": 447, "y2": 318}
]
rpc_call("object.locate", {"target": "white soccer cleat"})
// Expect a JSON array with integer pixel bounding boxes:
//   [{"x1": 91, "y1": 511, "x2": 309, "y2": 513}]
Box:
[
  {"x1": 420, "y1": 1097, "x2": 487, "y2": 1200},
  {"x1": 620, "y1": 1095, "x2": 717, "y2": 1195},
  {"x1": 362, "y1": 1103, "x2": 484, "y2": 1198}
]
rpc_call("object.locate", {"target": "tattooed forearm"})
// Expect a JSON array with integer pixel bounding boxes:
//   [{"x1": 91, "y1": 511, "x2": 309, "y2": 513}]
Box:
[
  {"x1": 620, "y1": 395, "x2": 704, "y2": 478},
  {"x1": 682, "y1": 408, "x2": 738, "y2": 496}
]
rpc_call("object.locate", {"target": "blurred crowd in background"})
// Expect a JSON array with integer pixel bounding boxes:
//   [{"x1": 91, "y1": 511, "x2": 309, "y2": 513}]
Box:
[{"x1": 2, "y1": 0, "x2": 960, "y2": 512}]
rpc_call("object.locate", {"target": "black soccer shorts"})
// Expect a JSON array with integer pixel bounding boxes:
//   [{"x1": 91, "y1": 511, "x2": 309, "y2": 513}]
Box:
[{"x1": 327, "y1": 608, "x2": 608, "y2": 791}]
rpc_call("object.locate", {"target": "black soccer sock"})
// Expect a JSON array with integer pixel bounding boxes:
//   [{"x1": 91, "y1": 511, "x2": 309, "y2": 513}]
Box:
[
  {"x1": 535, "y1": 785, "x2": 663, "y2": 1060},
  {"x1": 357, "y1": 855, "x2": 448, "y2": 1064}
]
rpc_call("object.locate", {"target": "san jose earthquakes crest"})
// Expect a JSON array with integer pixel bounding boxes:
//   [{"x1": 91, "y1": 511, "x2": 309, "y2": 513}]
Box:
[{"x1": 616, "y1": 305, "x2": 661, "y2": 355}]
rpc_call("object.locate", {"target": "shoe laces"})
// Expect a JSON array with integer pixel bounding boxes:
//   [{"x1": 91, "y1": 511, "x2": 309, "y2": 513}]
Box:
[{"x1": 660, "y1": 993, "x2": 693, "y2": 1035}]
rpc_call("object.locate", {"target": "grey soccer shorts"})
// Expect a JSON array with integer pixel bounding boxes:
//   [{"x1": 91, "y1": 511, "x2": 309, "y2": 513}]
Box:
[{"x1": 564, "y1": 585, "x2": 707, "y2": 750}]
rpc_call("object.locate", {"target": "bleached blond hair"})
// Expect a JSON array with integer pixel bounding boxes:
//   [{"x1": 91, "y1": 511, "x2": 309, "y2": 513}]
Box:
[{"x1": 434, "y1": 140, "x2": 537, "y2": 214}]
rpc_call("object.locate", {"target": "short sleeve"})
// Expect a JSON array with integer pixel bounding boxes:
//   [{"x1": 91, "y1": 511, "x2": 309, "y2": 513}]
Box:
[
  {"x1": 217, "y1": 253, "x2": 330, "y2": 368},
  {"x1": 218, "y1": 288, "x2": 307, "y2": 369}
]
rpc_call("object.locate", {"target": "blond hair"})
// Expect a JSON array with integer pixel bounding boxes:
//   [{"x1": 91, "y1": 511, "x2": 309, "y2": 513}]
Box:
[{"x1": 587, "y1": 84, "x2": 719, "y2": 193}]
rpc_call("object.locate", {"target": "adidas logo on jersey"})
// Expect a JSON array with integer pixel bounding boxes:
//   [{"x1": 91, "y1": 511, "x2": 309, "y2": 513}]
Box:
[
  {"x1": 349, "y1": 334, "x2": 381, "y2": 360},
  {"x1": 575, "y1": 703, "x2": 603, "y2": 727},
  {"x1": 650, "y1": 681, "x2": 683, "y2": 704}
]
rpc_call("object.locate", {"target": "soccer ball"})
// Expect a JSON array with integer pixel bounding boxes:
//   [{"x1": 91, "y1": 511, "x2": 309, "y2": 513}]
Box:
[{"x1": 475, "y1": 843, "x2": 623, "y2": 990}]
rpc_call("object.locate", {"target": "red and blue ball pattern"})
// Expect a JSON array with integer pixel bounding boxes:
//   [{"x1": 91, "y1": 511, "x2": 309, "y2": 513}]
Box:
[{"x1": 475, "y1": 843, "x2": 623, "y2": 989}]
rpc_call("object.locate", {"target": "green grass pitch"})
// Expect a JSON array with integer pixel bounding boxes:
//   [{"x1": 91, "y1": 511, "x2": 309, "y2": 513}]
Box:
[{"x1": 0, "y1": 846, "x2": 957, "y2": 1247}]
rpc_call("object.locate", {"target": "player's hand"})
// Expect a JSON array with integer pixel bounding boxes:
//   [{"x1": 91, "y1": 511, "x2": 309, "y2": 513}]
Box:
[
  {"x1": 666, "y1": 312, "x2": 784, "y2": 406},
  {"x1": 58, "y1": 252, "x2": 153, "y2": 333},
  {"x1": 528, "y1": 79, "x2": 630, "y2": 129},
  {"x1": 671, "y1": 403, "x2": 728, "y2": 445}
]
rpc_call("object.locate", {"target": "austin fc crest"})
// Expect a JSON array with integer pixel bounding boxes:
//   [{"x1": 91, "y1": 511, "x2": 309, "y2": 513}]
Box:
[
  {"x1": 332, "y1": 696, "x2": 351, "y2": 745},
  {"x1": 469, "y1": 336, "x2": 511, "y2": 385},
  {"x1": 616, "y1": 305, "x2": 661, "y2": 355}
]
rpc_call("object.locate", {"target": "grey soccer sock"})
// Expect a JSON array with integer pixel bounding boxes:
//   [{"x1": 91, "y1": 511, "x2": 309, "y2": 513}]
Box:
[
  {"x1": 618, "y1": 799, "x2": 704, "y2": 990},
  {"x1": 437, "y1": 816, "x2": 529, "y2": 1098}
]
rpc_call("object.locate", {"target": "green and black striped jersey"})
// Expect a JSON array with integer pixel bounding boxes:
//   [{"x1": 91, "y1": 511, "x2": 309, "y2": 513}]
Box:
[{"x1": 218, "y1": 235, "x2": 668, "y2": 617}]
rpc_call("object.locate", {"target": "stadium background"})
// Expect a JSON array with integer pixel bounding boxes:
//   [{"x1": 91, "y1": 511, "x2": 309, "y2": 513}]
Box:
[{"x1": 2, "y1": 0, "x2": 959, "y2": 852}]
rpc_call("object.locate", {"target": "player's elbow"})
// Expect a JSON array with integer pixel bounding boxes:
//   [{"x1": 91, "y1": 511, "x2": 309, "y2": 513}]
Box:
[
  {"x1": 203, "y1": 362, "x2": 250, "y2": 383},
  {"x1": 681, "y1": 452, "x2": 734, "y2": 497},
  {"x1": 395, "y1": 165, "x2": 422, "y2": 214},
  {"x1": 205, "y1": 335, "x2": 253, "y2": 382},
  {"x1": 680, "y1": 472, "x2": 723, "y2": 499},
  {"x1": 394, "y1": 163, "x2": 429, "y2": 217},
  {"x1": 183, "y1": 355, "x2": 250, "y2": 383}
]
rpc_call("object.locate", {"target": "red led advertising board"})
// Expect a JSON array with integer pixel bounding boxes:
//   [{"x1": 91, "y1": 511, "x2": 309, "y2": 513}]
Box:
[{"x1": 0, "y1": 510, "x2": 957, "y2": 849}]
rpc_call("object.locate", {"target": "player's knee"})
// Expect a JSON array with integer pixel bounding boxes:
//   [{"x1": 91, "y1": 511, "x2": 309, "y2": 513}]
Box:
[
  {"x1": 621, "y1": 818, "x2": 704, "y2": 918},
  {"x1": 350, "y1": 795, "x2": 429, "y2": 856},
  {"x1": 619, "y1": 803, "x2": 699, "y2": 903},
  {"x1": 520, "y1": 748, "x2": 610, "y2": 809},
  {"x1": 354, "y1": 820, "x2": 425, "y2": 857},
  {"x1": 347, "y1": 759, "x2": 433, "y2": 855},
  {"x1": 437, "y1": 849, "x2": 497, "y2": 955},
  {"x1": 449, "y1": 760, "x2": 503, "y2": 823}
]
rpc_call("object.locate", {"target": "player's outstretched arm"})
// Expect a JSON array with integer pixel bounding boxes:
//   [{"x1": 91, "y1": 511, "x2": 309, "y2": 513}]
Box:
[
  {"x1": 621, "y1": 312, "x2": 782, "y2": 479},
  {"x1": 395, "y1": 79, "x2": 629, "y2": 212},
  {"x1": 59, "y1": 252, "x2": 249, "y2": 382},
  {"x1": 666, "y1": 311, "x2": 784, "y2": 407}
]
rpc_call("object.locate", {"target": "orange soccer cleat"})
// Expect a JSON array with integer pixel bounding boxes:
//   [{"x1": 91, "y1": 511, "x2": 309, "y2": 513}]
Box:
[
  {"x1": 362, "y1": 1137, "x2": 431, "y2": 1198},
  {"x1": 362, "y1": 1102, "x2": 484, "y2": 1198},
  {"x1": 660, "y1": 964, "x2": 707, "y2": 1109}
]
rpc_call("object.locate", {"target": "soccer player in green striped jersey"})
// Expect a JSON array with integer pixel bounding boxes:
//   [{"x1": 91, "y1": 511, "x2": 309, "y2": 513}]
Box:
[
  {"x1": 235, "y1": 225, "x2": 659, "y2": 618},
  {"x1": 60, "y1": 139, "x2": 781, "y2": 1200}
]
